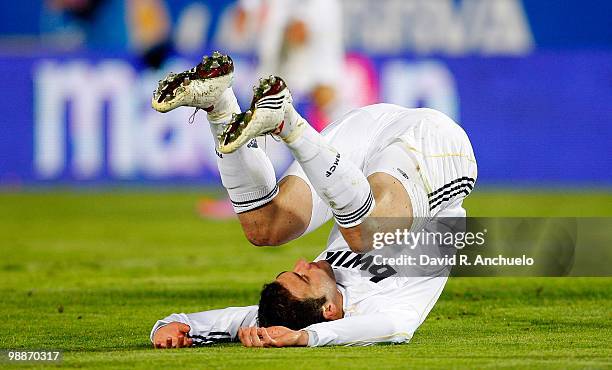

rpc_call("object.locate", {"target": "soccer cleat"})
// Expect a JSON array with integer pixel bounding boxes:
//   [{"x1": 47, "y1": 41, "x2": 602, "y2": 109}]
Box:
[
  {"x1": 151, "y1": 51, "x2": 234, "y2": 113},
  {"x1": 218, "y1": 76, "x2": 291, "y2": 154}
]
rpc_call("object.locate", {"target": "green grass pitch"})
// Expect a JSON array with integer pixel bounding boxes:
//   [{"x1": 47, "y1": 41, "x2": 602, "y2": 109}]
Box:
[{"x1": 0, "y1": 190, "x2": 611, "y2": 369}]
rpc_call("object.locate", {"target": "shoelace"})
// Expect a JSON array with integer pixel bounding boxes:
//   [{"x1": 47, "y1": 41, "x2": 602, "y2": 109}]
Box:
[{"x1": 188, "y1": 107, "x2": 201, "y2": 124}]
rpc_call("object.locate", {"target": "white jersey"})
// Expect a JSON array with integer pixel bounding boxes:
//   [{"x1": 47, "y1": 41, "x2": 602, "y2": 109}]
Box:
[{"x1": 151, "y1": 105, "x2": 477, "y2": 346}]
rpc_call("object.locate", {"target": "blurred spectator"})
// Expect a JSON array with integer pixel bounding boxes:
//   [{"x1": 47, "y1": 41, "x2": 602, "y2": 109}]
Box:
[
  {"x1": 172, "y1": 1, "x2": 211, "y2": 55},
  {"x1": 127, "y1": 0, "x2": 172, "y2": 68},
  {"x1": 43, "y1": 0, "x2": 173, "y2": 68},
  {"x1": 234, "y1": 0, "x2": 346, "y2": 129}
]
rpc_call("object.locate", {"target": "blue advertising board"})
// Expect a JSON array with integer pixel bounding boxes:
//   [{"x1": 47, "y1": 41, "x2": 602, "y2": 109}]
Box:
[{"x1": 0, "y1": 51, "x2": 610, "y2": 186}]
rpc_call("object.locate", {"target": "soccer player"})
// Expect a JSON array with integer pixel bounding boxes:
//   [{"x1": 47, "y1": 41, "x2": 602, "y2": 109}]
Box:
[{"x1": 150, "y1": 52, "x2": 477, "y2": 348}]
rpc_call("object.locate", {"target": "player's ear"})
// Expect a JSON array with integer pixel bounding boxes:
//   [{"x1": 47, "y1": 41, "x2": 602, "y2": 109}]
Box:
[{"x1": 322, "y1": 302, "x2": 339, "y2": 320}]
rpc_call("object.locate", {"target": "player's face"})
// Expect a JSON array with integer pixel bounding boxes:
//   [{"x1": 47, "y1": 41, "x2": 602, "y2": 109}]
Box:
[{"x1": 275, "y1": 259, "x2": 337, "y2": 300}]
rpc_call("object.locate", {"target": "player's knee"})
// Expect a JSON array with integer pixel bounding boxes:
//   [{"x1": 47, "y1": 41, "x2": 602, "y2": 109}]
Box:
[
  {"x1": 243, "y1": 229, "x2": 270, "y2": 246},
  {"x1": 243, "y1": 226, "x2": 285, "y2": 247},
  {"x1": 340, "y1": 224, "x2": 374, "y2": 254},
  {"x1": 348, "y1": 240, "x2": 371, "y2": 254}
]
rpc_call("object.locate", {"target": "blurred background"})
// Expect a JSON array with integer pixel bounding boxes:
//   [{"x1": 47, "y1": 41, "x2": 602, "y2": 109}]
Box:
[{"x1": 0, "y1": 0, "x2": 611, "y2": 192}]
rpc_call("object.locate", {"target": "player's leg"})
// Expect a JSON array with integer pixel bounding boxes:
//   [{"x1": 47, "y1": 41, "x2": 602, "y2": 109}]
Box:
[
  {"x1": 324, "y1": 111, "x2": 477, "y2": 251},
  {"x1": 398, "y1": 109, "x2": 478, "y2": 218},
  {"x1": 219, "y1": 77, "x2": 386, "y2": 251},
  {"x1": 218, "y1": 78, "x2": 478, "y2": 252},
  {"x1": 357, "y1": 110, "x2": 478, "y2": 247},
  {"x1": 207, "y1": 87, "x2": 314, "y2": 245},
  {"x1": 152, "y1": 54, "x2": 313, "y2": 246},
  {"x1": 153, "y1": 53, "x2": 277, "y2": 216},
  {"x1": 199, "y1": 87, "x2": 313, "y2": 246},
  {"x1": 234, "y1": 175, "x2": 313, "y2": 246}
]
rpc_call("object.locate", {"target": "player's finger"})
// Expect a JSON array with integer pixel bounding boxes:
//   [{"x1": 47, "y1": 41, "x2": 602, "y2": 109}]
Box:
[
  {"x1": 166, "y1": 336, "x2": 173, "y2": 348},
  {"x1": 239, "y1": 328, "x2": 251, "y2": 347},
  {"x1": 247, "y1": 327, "x2": 259, "y2": 347},
  {"x1": 179, "y1": 323, "x2": 190, "y2": 333},
  {"x1": 177, "y1": 334, "x2": 185, "y2": 348},
  {"x1": 186, "y1": 337, "x2": 193, "y2": 347},
  {"x1": 244, "y1": 334, "x2": 253, "y2": 347},
  {"x1": 259, "y1": 328, "x2": 278, "y2": 347},
  {"x1": 249, "y1": 327, "x2": 263, "y2": 347}
]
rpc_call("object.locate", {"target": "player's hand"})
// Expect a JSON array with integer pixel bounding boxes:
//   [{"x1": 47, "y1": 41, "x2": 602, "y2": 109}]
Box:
[
  {"x1": 238, "y1": 326, "x2": 308, "y2": 348},
  {"x1": 153, "y1": 322, "x2": 193, "y2": 349},
  {"x1": 285, "y1": 20, "x2": 308, "y2": 46}
]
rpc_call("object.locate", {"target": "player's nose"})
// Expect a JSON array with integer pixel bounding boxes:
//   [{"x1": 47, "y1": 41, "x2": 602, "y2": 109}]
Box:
[{"x1": 293, "y1": 258, "x2": 309, "y2": 272}]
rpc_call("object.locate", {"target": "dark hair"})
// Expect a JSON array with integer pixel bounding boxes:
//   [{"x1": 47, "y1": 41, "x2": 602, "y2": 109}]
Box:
[{"x1": 257, "y1": 281, "x2": 328, "y2": 330}]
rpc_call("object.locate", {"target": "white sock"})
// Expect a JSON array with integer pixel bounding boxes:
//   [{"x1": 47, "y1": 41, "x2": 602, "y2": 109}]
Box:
[
  {"x1": 280, "y1": 105, "x2": 374, "y2": 228},
  {"x1": 206, "y1": 87, "x2": 240, "y2": 139},
  {"x1": 207, "y1": 88, "x2": 278, "y2": 213}
]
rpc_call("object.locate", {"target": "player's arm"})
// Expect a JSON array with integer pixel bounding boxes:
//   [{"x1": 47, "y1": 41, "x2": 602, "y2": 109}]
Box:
[
  {"x1": 151, "y1": 305, "x2": 258, "y2": 349},
  {"x1": 239, "y1": 310, "x2": 416, "y2": 348},
  {"x1": 339, "y1": 172, "x2": 413, "y2": 253},
  {"x1": 303, "y1": 310, "x2": 417, "y2": 347},
  {"x1": 238, "y1": 326, "x2": 309, "y2": 347}
]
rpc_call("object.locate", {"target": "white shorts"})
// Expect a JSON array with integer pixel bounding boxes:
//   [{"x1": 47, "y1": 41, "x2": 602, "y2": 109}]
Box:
[{"x1": 281, "y1": 105, "x2": 478, "y2": 234}]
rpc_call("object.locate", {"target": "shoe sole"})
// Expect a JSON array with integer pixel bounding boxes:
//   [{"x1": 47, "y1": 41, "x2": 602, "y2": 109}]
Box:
[
  {"x1": 218, "y1": 76, "x2": 290, "y2": 154},
  {"x1": 151, "y1": 52, "x2": 234, "y2": 113}
]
